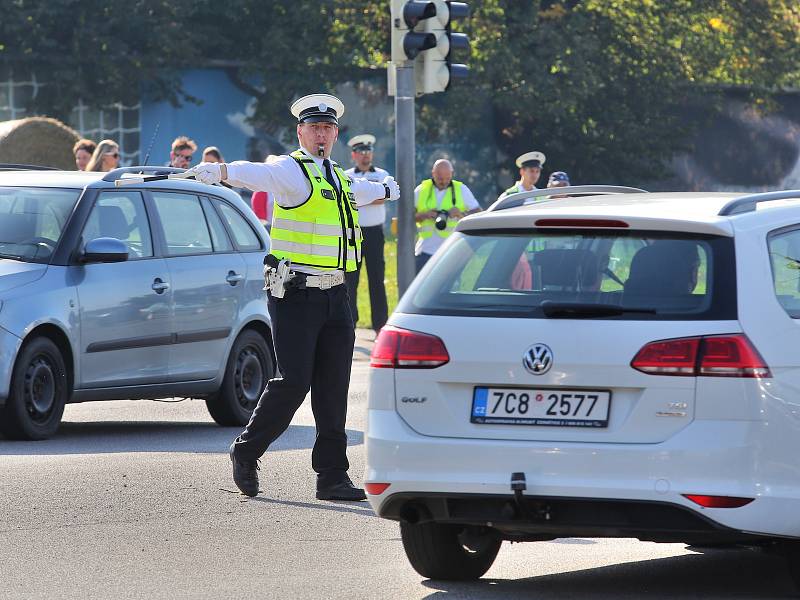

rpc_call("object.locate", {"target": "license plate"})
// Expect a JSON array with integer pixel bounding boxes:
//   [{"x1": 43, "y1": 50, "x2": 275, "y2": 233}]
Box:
[{"x1": 471, "y1": 387, "x2": 611, "y2": 427}]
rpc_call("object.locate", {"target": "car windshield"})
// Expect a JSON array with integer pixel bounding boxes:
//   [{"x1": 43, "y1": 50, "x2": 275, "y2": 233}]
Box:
[
  {"x1": 399, "y1": 229, "x2": 737, "y2": 320},
  {"x1": 0, "y1": 187, "x2": 80, "y2": 263}
]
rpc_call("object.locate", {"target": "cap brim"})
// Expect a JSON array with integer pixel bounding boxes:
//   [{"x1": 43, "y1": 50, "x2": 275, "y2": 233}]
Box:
[{"x1": 299, "y1": 115, "x2": 339, "y2": 124}]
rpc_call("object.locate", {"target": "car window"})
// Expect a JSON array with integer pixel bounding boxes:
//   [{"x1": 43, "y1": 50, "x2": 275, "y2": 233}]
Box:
[
  {"x1": 215, "y1": 201, "x2": 262, "y2": 251},
  {"x1": 400, "y1": 230, "x2": 735, "y2": 320},
  {"x1": 82, "y1": 191, "x2": 153, "y2": 258},
  {"x1": 768, "y1": 227, "x2": 800, "y2": 318},
  {"x1": 152, "y1": 192, "x2": 213, "y2": 256},
  {"x1": 201, "y1": 197, "x2": 233, "y2": 253},
  {"x1": 0, "y1": 186, "x2": 79, "y2": 263}
]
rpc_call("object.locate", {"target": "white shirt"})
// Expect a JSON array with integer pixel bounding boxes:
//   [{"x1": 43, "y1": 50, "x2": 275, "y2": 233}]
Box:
[
  {"x1": 414, "y1": 181, "x2": 480, "y2": 256},
  {"x1": 344, "y1": 165, "x2": 390, "y2": 227},
  {"x1": 226, "y1": 147, "x2": 386, "y2": 274},
  {"x1": 226, "y1": 148, "x2": 385, "y2": 210}
]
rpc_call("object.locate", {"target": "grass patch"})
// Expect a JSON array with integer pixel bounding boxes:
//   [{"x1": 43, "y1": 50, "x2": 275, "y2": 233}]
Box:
[{"x1": 356, "y1": 235, "x2": 399, "y2": 329}]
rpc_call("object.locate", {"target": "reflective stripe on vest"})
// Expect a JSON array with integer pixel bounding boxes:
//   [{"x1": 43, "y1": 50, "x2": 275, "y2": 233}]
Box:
[
  {"x1": 416, "y1": 179, "x2": 466, "y2": 240},
  {"x1": 268, "y1": 150, "x2": 362, "y2": 271}
]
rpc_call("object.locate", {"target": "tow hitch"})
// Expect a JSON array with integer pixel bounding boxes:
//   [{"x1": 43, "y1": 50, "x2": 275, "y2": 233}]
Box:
[{"x1": 510, "y1": 472, "x2": 551, "y2": 522}]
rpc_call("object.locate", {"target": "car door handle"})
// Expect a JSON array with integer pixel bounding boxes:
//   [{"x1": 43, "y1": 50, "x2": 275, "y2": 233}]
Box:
[
  {"x1": 151, "y1": 278, "x2": 170, "y2": 293},
  {"x1": 226, "y1": 271, "x2": 245, "y2": 286}
]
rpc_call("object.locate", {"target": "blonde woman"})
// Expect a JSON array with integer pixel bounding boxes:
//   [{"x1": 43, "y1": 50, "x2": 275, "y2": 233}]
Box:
[
  {"x1": 85, "y1": 139, "x2": 121, "y2": 172},
  {"x1": 202, "y1": 146, "x2": 224, "y2": 163}
]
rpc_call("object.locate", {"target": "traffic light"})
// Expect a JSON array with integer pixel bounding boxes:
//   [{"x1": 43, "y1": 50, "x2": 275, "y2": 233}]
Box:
[
  {"x1": 389, "y1": 0, "x2": 470, "y2": 95},
  {"x1": 417, "y1": 1, "x2": 470, "y2": 94},
  {"x1": 391, "y1": 0, "x2": 437, "y2": 64}
]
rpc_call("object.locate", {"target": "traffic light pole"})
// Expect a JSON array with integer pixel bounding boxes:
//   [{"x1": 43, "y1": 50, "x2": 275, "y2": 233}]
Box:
[{"x1": 395, "y1": 64, "x2": 417, "y2": 296}]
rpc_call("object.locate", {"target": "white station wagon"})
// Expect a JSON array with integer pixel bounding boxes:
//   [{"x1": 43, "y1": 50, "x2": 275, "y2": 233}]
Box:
[{"x1": 365, "y1": 185, "x2": 800, "y2": 583}]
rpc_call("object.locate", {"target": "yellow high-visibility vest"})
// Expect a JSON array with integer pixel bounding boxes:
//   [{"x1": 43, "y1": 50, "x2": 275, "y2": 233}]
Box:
[
  {"x1": 268, "y1": 150, "x2": 362, "y2": 271},
  {"x1": 416, "y1": 179, "x2": 466, "y2": 240}
]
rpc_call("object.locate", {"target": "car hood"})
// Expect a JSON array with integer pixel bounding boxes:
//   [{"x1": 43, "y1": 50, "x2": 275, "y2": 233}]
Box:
[{"x1": 0, "y1": 260, "x2": 47, "y2": 293}]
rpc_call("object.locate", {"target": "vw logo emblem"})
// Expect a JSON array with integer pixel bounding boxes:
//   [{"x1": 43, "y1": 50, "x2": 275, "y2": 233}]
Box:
[{"x1": 523, "y1": 344, "x2": 553, "y2": 375}]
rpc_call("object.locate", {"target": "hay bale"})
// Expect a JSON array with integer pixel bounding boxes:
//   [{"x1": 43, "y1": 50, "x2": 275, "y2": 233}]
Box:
[{"x1": 0, "y1": 117, "x2": 80, "y2": 170}]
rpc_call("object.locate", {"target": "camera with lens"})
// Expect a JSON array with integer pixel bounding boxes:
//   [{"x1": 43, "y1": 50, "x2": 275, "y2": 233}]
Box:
[{"x1": 434, "y1": 209, "x2": 449, "y2": 231}]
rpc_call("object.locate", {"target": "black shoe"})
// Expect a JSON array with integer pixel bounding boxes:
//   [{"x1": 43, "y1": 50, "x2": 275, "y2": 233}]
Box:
[
  {"x1": 229, "y1": 443, "x2": 260, "y2": 497},
  {"x1": 316, "y1": 477, "x2": 367, "y2": 501}
]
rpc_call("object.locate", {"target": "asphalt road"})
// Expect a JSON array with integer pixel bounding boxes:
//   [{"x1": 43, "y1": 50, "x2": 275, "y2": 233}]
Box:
[{"x1": 0, "y1": 331, "x2": 797, "y2": 599}]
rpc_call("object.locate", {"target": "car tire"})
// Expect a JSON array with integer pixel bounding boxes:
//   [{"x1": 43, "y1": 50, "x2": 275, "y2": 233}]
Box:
[
  {"x1": 0, "y1": 336, "x2": 68, "y2": 440},
  {"x1": 205, "y1": 329, "x2": 273, "y2": 427},
  {"x1": 778, "y1": 542, "x2": 800, "y2": 590},
  {"x1": 400, "y1": 521, "x2": 501, "y2": 580}
]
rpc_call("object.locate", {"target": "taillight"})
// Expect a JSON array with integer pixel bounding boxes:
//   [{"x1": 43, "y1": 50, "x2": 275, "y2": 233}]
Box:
[
  {"x1": 630, "y1": 337, "x2": 700, "y2": 376},
  {"x1": 698, "y1": 335, "x2": 770, "y2": 377},
  {"x1": 370, "y1": 326, "x2": 450, "y2": 369},
  {"x1": 631, "y1": 334, "x2": 770, "y2": 378},
  {"x1": 683, "y1": 494, "x2": 754, "y2": 508}
]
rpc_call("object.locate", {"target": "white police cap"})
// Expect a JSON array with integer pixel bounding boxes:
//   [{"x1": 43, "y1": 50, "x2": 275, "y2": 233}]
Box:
[
  {"x1": 290, "y1": 94, "x2": 345, "y2": 125},
  {"x1": 516, "y1": 151, "x2": 546, "y2": 169},
  {"x1": 347, "y1": 134, "x2": 376, "y2": 151}
]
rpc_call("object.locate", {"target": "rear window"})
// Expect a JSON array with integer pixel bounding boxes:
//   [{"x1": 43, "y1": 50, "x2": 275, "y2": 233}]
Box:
[{"x1": 399, "y1": 230, "x2": 736, "y2": 320}]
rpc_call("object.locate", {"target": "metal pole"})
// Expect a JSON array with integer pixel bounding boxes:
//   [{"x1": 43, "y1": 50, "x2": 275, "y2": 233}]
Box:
[{"x1": 395, "y1": 64, "x2": 417, "y2": 296}]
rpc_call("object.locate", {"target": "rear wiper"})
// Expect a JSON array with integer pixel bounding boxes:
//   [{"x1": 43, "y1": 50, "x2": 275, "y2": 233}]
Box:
[{"x1": 540, "y1": 301, "x2": 657, "y2": 318}]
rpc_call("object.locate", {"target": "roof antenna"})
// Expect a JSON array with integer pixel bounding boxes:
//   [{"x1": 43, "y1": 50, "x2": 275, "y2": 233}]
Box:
[{"x1": 141, "y1": 122, "x2": 160, "y2": 168}]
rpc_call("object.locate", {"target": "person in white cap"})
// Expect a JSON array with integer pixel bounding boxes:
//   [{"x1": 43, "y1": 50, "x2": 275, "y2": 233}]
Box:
[
  {"x1": 498, "y1": 151, "x2": 546, "y2": 201},
  {"x1": 188, "y1": 94, "x2": 400, "y2": 502},
  {"x1": 344, "y1": 134, "x2": 389, "y2": 334}
]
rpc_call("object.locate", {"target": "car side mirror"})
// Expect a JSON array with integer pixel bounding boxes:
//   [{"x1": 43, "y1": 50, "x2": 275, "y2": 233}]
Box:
[{"x1": 82, "y1": 237, "x2": 129, "y2": 263}]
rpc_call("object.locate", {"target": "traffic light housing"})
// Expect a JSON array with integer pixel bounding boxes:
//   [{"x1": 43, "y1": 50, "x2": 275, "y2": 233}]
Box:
[
  {"x1": 417, "y1": 1, "x2": 470, "y2": 94},
  {"x1": 389, "y1": 0, "x2": 470, "y2": 96}
]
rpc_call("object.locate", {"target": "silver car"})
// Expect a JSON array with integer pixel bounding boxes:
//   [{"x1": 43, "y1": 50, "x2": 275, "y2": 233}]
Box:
[{"x1": 0, "y1": 166, "x2": 274, "y2": 440}]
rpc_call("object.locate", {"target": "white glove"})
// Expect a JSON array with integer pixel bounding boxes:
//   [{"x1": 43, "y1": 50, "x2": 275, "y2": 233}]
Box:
[
  {"x1": 188, "y1": 162, "x2": 223, "y2": 185},
  {"x1": 382, "y1": 176, "x2": 400, "y2": 201}
]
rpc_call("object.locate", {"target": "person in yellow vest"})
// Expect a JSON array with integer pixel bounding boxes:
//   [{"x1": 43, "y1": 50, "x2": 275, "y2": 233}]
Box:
[
  {"x1": 189, "y1": 94, "x2": 399, "y2": 502},
  {"x1": 497, "y1": 151, "x2": 546, "y2": 201},
  {"x1": 414, "y1": 159, "x2": 481, "y2": 272}
]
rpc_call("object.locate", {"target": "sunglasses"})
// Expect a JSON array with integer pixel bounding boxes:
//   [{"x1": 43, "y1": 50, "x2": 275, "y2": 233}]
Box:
[
  {"x1": 105, "y1": 152, "x2": 119, "y2": 159},
  {"x1": 176, "y1": 154, "x2": 193, "y2": 161}
]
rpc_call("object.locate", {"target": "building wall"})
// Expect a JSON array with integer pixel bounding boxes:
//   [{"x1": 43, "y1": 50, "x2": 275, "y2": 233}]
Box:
[{"x1": 140, "y1": 69, "x2": 255, "y2": 166}]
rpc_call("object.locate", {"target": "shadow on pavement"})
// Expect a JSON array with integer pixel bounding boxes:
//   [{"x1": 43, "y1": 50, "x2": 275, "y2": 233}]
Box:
[
  {"x1": 0, "y1": 423, "x2": 364, "y2": 456},
  {"x1": 420, "y1": 547, "x2": 796, "y2": 599},
  {"x1": 249, "y1": 496, "x2": 377, "y2": 518}
]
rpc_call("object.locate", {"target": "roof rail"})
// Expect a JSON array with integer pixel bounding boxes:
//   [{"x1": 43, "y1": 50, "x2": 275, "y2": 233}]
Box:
[
  {"x1": 486, "y1": 185, "x2": 648, "y2": 212},
  {"x1": 0, "y1": 163, "x2": 59, "y2": 171},
  {"x1": 718, "y1": 190, "x2": 800, "y2": 216},
  {"x1": 101, "y1": 166, "x2": 187, "y2": 183}
]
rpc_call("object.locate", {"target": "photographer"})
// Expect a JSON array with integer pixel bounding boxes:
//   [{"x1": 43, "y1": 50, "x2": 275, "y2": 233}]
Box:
[{"x1": 414, "y1": 159, "x2": 481, "y2": 272}]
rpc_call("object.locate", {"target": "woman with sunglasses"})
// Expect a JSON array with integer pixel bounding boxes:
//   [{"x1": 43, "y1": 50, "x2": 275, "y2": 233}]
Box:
[{"x1": 85, "y1": 139, "x2": 121, "y2": 172}]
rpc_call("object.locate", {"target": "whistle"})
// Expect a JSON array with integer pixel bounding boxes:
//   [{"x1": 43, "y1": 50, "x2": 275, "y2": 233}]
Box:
[{"x1": 317, "y1": 144, "x2": 325, "y2": 157}]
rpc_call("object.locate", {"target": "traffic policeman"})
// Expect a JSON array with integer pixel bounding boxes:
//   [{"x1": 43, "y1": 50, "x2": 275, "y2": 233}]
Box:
[
  {"x1": 414, "y1": 158, "x2": 481, "y2": 272},
  {"x1": 189, "y1": 94, "x2": 400, "y2": 501},
  {"x1": 498, "y1": 151, "x2": 546, "y2": 200},
  {"x1": 344, "y1": 134, "x2": 390, "y2": 333}
]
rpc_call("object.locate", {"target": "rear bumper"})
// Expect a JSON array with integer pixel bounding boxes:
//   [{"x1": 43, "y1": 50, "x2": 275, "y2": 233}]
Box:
[{"x1": 364, "y1": 409, "x2": 800, "y2": 540}]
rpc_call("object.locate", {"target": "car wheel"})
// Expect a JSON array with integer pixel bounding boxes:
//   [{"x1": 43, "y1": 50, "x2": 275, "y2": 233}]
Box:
[
  {"x1": 777, "y1": 542, "x2": 800, "y2": 590},
  {"x1": 400, "y1": 521, "x2": 501, "y2": 580},
  {"x1": 0, "y1": 336, "x2": 68, "y2": 440},
  {"x1": 205, "y1": 329, "x2": 273, "y2": 426}
]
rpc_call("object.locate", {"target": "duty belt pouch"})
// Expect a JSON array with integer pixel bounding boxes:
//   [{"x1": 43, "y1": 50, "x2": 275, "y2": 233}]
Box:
[{"x1": 263, "y1": 257, "x2": 292, "y2": 299}]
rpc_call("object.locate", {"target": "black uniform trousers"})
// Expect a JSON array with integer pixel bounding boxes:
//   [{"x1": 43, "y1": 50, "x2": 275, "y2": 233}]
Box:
[
  {"x1": 345, "y1": 224, "x2": 389, "y2": 332},
  {"x1": 232, "y1": 283, "x2": 355, "y2": 487}
]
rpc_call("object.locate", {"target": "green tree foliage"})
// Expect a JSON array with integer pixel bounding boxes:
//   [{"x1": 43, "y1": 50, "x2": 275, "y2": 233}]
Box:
[
  {"x1": 1, "y1": 0, "x2": 798, "y2": 182},
  {"x1": 414, "y1": 0, "x2": 800, "y2": 183}
]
